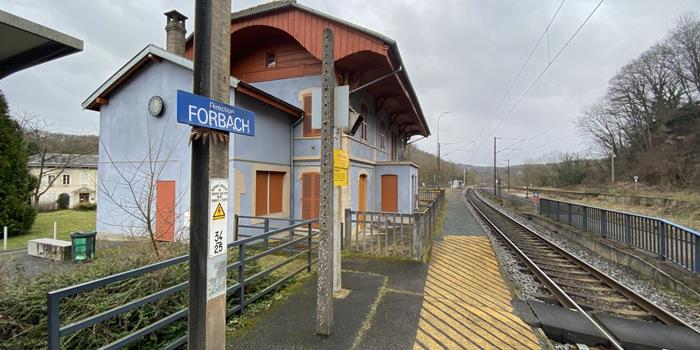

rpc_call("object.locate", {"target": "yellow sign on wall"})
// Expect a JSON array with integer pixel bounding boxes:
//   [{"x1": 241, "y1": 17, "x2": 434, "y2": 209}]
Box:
[
  {"x1": 334, "y1": 149, "x2": 349, "y2": 169},
  {"x1": 333, "y1": 149, "x2": 349, "y2": 187},
  {"x1": 334, "y1": 168, "x2": 348, "y2": 186}
]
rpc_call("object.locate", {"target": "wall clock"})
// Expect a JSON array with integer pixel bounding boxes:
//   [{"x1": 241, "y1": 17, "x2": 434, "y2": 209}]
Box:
[{"x1": 148, "y1": 95, "x2": 164, "y2": 117}]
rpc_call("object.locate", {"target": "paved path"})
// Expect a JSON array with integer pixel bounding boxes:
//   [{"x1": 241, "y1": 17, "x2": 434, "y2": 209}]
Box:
[
  {"x1": 440, "y1": 189, "x2": 484, "y2": 236},
  {"x1": 228, "y1": 256, "x2": 429, "y2": 349},
  {"x1": 413, "y1": 190, "x2": 539, "y2": 349}
]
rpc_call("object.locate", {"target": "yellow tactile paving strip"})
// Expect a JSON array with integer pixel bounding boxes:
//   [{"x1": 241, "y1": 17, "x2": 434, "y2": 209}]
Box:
[{"x1": 414, "y1": 236, "x2": 540, "y2": 350}]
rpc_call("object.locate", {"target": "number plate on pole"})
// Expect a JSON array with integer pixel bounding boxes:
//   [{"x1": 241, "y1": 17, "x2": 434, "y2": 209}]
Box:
[{"x1": 209, "y1": 179, "x2": 228, "y2": 258}]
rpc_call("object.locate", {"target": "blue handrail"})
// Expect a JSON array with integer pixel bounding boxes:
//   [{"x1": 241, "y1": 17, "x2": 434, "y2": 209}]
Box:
[{"x1": 539, "y1": 197, "x2": 699, "y2": 274}]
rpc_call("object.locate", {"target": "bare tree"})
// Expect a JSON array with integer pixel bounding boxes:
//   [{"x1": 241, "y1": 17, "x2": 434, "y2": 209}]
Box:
[
  {"x1": 97, "y1": 124, "x2": 188, "y2": 257},
  {"x1": 668, "y1": 12, "x2": 700, "y2": 99},
  {"x1": 16, "y1": 111, "x2": 77, "y2": 208}
]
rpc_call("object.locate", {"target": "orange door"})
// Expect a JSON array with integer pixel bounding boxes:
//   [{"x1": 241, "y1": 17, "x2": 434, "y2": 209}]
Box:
[
  {"x1": 302, "y1": 172, "x2": 320, "y2": 221},
  {"x1": 381, "y1": 175, "x2": 398, "y2": 212},
  {"x1": 358, "y1": 175, "x2": 367, "y2": 212},
  {"x1": 358, "y1": 174, "x2": 367, "y2": 227},
  {"x1": 156, "y1": 180, "x2": 176, "y2": 242}
]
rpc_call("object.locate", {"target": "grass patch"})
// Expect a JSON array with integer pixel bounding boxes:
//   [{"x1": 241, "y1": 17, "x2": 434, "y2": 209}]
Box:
[{"x1": 4, "y1": 210, "x2": 96, "y2": 250}]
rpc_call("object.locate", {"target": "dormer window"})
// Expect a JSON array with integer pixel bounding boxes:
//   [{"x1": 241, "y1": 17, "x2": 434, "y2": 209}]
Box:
[{"x1": 265, "y1": 50, "x2": 276, "y2": 68}]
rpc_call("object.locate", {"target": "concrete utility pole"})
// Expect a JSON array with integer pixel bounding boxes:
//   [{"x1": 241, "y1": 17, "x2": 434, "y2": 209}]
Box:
[
  {"x1": 189, "y1": 0, "x2": 230, "y2": 348},
  {"x1": 316, "y1": 27, "x2": 335, "y2": 336},
  {"x1": 611, "y1": 154, "x2": 616, "y2": 184}
]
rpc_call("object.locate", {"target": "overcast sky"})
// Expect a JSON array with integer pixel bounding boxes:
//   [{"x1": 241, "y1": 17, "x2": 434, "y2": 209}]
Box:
[{"x1": 2, "y1": 0, "x2": 699, "y2": 166}]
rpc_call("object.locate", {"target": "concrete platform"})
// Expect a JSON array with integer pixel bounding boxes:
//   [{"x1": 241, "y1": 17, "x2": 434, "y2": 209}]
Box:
[
  {"x1": 439, "y1": 189, "x2": 484, "y2": 237},
  {"x1": 414, "y1": 236, "x2": 540, "y2": 349},
  {"x1": 227, "y1": 256, "x2": 429, "y2": 349},
  {"x1": 27, "y1": 238, "x2": 71, "y2": 261}
]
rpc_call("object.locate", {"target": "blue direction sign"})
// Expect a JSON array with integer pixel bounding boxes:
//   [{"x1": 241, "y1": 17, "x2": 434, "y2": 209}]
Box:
[{"x1": 176, "y1": 90, "x2": 255, "y2": 136}]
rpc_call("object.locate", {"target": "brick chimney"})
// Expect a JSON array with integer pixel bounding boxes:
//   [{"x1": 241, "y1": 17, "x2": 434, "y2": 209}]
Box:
[{"x1": 164, "y1": 10, "x2": 187, "y2": 56}]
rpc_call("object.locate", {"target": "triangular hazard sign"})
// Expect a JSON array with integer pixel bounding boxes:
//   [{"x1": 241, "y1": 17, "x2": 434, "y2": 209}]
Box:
[{"x1": 212, "y1": 203, "x2": 226, "y2": 220}]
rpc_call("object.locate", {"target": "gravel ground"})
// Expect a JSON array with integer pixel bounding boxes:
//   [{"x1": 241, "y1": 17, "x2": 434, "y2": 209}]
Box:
[{"x1": 471, "y1": 190, "x2": 700, "y2": 330}]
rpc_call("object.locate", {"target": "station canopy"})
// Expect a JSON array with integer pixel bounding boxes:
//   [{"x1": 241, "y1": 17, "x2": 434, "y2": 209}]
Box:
[{"x1": 0, "y1": 9, "x2": 83, "y2": 79}]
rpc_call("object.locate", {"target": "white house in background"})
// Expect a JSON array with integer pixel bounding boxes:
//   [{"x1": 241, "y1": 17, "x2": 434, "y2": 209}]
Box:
[{"x1": 28, "y1": 154, "x2": 98, "y2": 209}]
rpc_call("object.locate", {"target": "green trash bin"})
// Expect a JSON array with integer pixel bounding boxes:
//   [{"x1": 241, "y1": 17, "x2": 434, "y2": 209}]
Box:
[{"x1": 70, "y1": 231, "x2": 97, "y2": 262}]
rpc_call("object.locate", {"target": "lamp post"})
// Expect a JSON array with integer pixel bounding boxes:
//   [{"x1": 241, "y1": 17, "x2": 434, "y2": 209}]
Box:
[{"x1": 436, "y1": 111, "x2": 450, "y2": 188}]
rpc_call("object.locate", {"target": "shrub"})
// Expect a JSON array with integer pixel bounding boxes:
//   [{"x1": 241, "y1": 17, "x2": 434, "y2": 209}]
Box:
[
  {"x1": 56, "y1": 193, "x2": 70, "y2": 210},
  {"x1": 0, "y1": 243, "x2": 275, "y2": 349},
  {"x1": 74, "y1": 202, "x2": 97, "y2": 211},
  {"x1": 36, "y1": 202, "x2": 57, "y2": 212}
]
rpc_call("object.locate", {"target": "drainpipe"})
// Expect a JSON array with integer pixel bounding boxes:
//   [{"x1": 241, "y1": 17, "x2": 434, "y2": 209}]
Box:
[{"x1": 290, "y1": 116, "x2": 303, "y2": 220}]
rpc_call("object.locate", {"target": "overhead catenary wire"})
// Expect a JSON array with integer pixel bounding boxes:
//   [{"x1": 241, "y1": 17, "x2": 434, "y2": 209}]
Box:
[
  {"x1": 469, "y1": 0, "x2": 606, "y2": 165},
  {"x1": 484, "y1": 0, "x2": 606, "y2": 139},
  {"x1": 473, "y1": 0, "x2": 567, "y2": 151}
]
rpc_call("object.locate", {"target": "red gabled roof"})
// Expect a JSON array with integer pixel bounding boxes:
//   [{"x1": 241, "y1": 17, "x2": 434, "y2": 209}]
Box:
[{"x1": 184, "y1": 0, "x2": 429, "y2": 137}]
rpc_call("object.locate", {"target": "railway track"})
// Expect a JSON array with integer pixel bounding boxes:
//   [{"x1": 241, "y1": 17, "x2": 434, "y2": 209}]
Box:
[{"x1": 465, "y1": 188, "x2": 699, "y2": 348}]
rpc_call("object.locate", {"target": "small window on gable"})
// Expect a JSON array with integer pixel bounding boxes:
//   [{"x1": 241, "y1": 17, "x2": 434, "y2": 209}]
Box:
[{"x1": 265, "y1": 50, "x2": 276, "y2": 68}]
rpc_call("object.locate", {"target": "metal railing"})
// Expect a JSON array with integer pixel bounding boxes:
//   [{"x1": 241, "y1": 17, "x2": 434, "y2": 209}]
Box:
[
  {"x1": 47, "y1": 218, "x2": 318, "y2": 349},
  {"x1": 344, "y1": 189, "x2": 445, "y2": 261},
  {"x1": 539, "y1": 198, "x2": 700, "y2": 274},
  {"x1": 480, "y1": 187, "x2": 539, "y2": 212},
  {"x1": 234, "y1": 215, "x2": 311, "y2": 250}
]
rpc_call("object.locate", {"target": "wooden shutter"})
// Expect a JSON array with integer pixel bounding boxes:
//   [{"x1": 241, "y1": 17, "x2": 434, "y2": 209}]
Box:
[
  {"x1": 302, "y1": 173, "x2": 313, "y2": 220},
  {"x1": 302, "y1": 172, "x2": 320, "y2": 220},
  {"x1": 381, "y1": 175, "x2": 398, "y2": 212},
  {"x1": 269, "y1": 172, "x2": 284, "y2": 214},
  {"x1": 255, "y1": 171, "x2": 268, "y2": 216},
  {"x1": 312, "y1": 173, "x2": 320, "y2": 219}
]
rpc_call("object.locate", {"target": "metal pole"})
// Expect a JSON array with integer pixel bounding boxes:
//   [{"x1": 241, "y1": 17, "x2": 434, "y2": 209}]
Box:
[
  {"x1": 53, "y1": 221, "x2": 57, "y2": 240},
  {"x1": 189, "y1": 0, "x2": 230, "y2": 348},
  {"x1": 333, "y1": 128, "x2": 342, "y2": 293},
  {"x1": 435, "y1": 112, "x2": 449, "y2": 189},
  {"x1": 436, "y1": 117, "x2": 440, "y2": 189},
  {"x1": 316, "y1": 27, "x2": 335, "y2": 336},
  {"x1": 493, "y1": 137, "x2": 497, "y2": 197},
  {"x1": 507, "y1": 159, "x2": 510, "y2": 192},
  {"x1": 3, "y1": 226, "x2": 6, "y2": 251}
]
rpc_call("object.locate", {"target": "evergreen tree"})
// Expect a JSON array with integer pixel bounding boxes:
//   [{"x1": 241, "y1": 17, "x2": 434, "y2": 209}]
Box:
[{"x1": 0, "y1": 90, "x2": 36, "y2": 236}]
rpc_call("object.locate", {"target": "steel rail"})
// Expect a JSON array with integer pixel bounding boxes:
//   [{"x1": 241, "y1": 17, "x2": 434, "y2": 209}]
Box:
[
  {"x1": 467, "y1": 189, "x2": 625, "y2": 350},
  {"x1": 470, "y1": 189, "x2": 700, "y2": 334}
]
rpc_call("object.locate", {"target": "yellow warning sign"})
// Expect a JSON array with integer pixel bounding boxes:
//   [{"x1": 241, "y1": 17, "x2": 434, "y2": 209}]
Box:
[
  {"x1": 334, "y1": 149, "x2": 349, "y2": 169},
  {"x1": 212, "y1": 203, "x2": 226, "y2": 220},
  {"x1": 334, "y1": 167, "x2": 348, "y2": 186}
]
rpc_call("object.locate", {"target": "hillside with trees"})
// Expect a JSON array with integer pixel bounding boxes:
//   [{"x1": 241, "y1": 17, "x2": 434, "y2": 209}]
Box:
[{"x1": 577, "y1": 13, "x2": 700, "y2": 189}]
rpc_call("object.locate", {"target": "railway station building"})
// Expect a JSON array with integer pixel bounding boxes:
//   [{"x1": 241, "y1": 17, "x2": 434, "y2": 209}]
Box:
[{"x1": 83, "y1": 0, "x2": 429, "y2": 240}]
